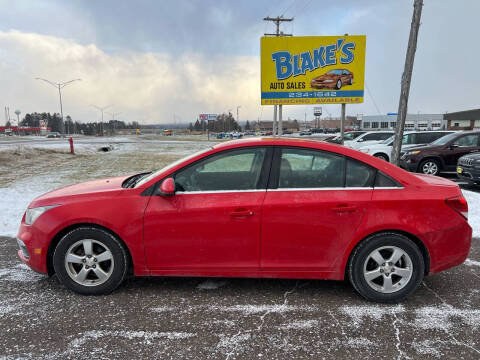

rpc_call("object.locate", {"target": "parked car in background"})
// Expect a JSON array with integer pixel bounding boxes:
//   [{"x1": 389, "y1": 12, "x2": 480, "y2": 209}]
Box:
[
  {"x1": 311, "y1": 69, "x2": 354, "y2": 90},
  {"x1": 399, "y1": 131, "x2": 480, "y2": 175},
  {"x1": 457, "y1": 152, "x2": 480, "y2": 185},
  {"x1": 46, "y1": 132, "x2": 61, "y2": 138},
  {"x1": 359, "y1": 131, "x2": 454, "y2": 162},
  {"x1": 300, "y1": 129, "x2": 312, "y2": 136},
  {"x1": 326, "y1": 131, "x2": 366, "y2": 144},
  {"x1": 344, "y1": 131, "x2": 394, "y2": 149},
  {"x1": 17, "y1": 138, "x2": 471, "y2": 303}
]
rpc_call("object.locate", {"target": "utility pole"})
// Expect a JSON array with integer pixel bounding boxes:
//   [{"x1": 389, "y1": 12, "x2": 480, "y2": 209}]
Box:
[
  {"x1": 339, "y1": 34, "x2": 349, "y2": 145},
  {"x1": 391, "y1": 0, "x2": 423, "y2": 166},
  {"x1": 264, "y1": 16, "x2": 293, "y2": 137},
  {"x1": 91, "y1": 104, "x2": 111, "y2": 136},
  {"x1": 36, "y1": 78, "x2": 81, "y2": 137}
]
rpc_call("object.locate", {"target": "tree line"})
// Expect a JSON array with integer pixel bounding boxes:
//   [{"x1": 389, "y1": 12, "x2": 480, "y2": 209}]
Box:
[
  {"x1": 188, "y1": 113, "x2": 252, "y2": 132},
  {"x1": 18, "y1": 112, "x2": 140, "y2": 135}
]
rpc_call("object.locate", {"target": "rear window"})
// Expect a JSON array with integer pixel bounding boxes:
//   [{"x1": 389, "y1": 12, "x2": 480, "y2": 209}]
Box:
[
  {"x1": 374, "y1": 172, "x2": 400, "y2": 188},
  {"x1": 346, "y1": 159, "x2": 376, "y2": 187}
]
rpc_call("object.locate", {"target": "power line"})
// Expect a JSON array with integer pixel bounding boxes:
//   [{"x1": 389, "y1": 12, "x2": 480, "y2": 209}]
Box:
[
  {"x1": 281, "y1": 0, "x2": 298, "y2": 17},
  {"x1": 365, "y1": 82, "x2": 382, "y2": 115}
]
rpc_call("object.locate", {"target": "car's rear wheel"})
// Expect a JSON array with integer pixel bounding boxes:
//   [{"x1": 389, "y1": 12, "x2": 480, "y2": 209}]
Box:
[
  {"x1": 336, "y1": 79, "x2": 342, "y2": 89},
  {"x1": 348, "y1": 233, "x2": 424, "y2": 303},
  {"x1": 349, "y1": 77, "x2": 353, "y2": 85},
  {"x1": 374, "y1": 153, "x2": 389, "y2": 161},
  {"x1": 53, "y1": 227, "x2": 128, "y2": 295},
  {"x1": 419, "y1": 159, "x2": 440, "y2": 176}
]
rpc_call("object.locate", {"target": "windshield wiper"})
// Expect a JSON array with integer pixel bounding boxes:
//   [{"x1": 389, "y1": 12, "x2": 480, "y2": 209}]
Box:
[{"x1": 122, "y1": 172, "x2": 152, "y2": 188}]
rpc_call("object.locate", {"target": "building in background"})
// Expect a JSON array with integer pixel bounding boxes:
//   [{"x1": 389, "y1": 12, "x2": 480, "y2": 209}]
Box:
[
  {"x1": 361, "y1": 113, "x2": 446, "y2": 131},
  {"x1": 313, "y1": 116, "x2": 359, "y2": 130},
  {"x1": 444, "y1": 109, "x2": 480, "y2": 130}
]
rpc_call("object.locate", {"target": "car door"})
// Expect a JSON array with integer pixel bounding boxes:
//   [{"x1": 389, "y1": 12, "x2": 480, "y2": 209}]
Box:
[
  {"x1": 261, "y1": 147, "x2": 374, "y2": 271},
  {"x1": 444, "y1": 134, "x2": 480, "y2": 170},
  {"x1": 143, "y1": 146, "x2": 272, "y2": 270}
]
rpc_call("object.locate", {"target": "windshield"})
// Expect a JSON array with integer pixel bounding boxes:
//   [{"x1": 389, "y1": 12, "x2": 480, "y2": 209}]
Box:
[
  {"x1": 326, "y1": 69, "x2": 342, "y2": 75},
  {"x1": 134, "y1": 147, "x2": 212, "y2": 188},
  {"x1": 430, "y1": 132, "x2": 458, "y2": 146}
]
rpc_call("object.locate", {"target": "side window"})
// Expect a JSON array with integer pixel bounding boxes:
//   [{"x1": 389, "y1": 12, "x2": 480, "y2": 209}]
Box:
[
  {"x1": 278, "y1": 148, "x2": 344, "y2": 188},
  {"x1": 346, "y1": 159, "x2": 375, "y2": 187},
  {"x1": 175, "y1": 148, "x2": 266, "y2": 191},
  {"x1": 374, "y1": 172, "x2": 400, "y2": 188},
  {"x1": 415, "y1": 133, "x2": 432, "y2": 144},
  {"x1": 362, "y1": 133, "x2": 379, "y2": 141},
  {"x1": 453, "y1": 134, "x2": 479, "y2": 147},
  {"x1": 378, "y1": 133, "x2": 393, "y2": 140}
]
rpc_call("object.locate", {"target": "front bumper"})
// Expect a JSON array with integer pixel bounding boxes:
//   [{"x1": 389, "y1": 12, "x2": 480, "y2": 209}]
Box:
[
  {"x1": 399, "y1": 157, "x2": 418, "y2": 172},
  {"x1": 16, "y1": 222, "x2": 50, "y2": 274},
  {"x1": 310, "y1": 82, "x2": 336, "y2": 89},
  {"x1": 456, "y1": 165, "x2": 480, "y2": 184}
]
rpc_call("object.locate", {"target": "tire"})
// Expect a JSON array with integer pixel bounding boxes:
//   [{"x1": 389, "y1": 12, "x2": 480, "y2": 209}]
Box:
[
  {"x1": 349, "y1": 77, "x2": 353, "y2": 85},
  {"x1": 374, "y1": 153, "x2": 389, "y2": 162},
  {"x1": 53, "y1": 227, "x2": 128, "y2": 295},
  {"x1": 348, "y1": 232, "x2": 424, "y2": 303},
  {"x1": 419, "y1": 159, "x2": 441, "y2": 176},
  {"x1": 336, "y1": 79, "x2": 342, "y2": 89}
]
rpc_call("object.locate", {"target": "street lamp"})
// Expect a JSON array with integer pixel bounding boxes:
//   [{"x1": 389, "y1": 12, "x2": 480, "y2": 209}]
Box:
[
  {"x1": 106, "y1": 110, "x2": 121, "y2": 135},
  {"x1": 91, "y1": 104, "x2": 111, "y2": 136},
  {"x1": 35, "y1": 77, "x2": 81, "y2": 137}
]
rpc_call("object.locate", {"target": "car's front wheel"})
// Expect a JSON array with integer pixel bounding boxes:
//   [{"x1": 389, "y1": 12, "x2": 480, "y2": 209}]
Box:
[
  {"x1": 53, "y1": 227, "x2": 128, "y2": 295},
  {"x1": 419, "y1": 159, "x2": 440, "y2": 176},
  {"x1": 336, "y1": 79, "x2": 342, "y2": 89},
  {"x1": 348, "y1": 233, "x2": 424, "y2": 303},
  {"x1": 374, "y1": 153, "x2": 389, "y2": 162}
]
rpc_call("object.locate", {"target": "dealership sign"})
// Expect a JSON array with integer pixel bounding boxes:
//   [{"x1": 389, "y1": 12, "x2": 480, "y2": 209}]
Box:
[
  {"x1": 199, "y1": 114, "x2": 217, "y2": 121},
  {"x1": 260, "y1": 35, "x2": 366, "y2": 105}
]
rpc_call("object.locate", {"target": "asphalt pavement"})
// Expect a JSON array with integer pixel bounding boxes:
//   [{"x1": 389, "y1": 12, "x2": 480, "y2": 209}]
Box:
[{"x1": 0, "y1": 235, "x2": 479, "y2": 359}]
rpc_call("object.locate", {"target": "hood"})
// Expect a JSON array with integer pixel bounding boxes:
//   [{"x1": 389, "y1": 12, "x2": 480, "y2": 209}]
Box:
[
  {"x1": 31, "y1": 175, "x2": 131, "y2": 206},
  {"x1": 313, "y1": 73, "x2": 337, "y2": 81},
  {"x1": 402, "y1": 144, "x2": 442, "y2": 152},
  {"x1": 459, "y1": 152, "x2": 480, "y2": 160}
]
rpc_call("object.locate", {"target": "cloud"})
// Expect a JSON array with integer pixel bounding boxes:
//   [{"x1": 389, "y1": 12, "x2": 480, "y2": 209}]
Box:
[{"x1": 0, "y1": 30, "x2": 261, "y2": 124}]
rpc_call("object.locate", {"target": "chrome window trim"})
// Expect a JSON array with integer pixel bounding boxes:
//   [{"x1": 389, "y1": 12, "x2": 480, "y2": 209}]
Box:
[
  {"x1": 176, "y1": 189, "x2": 266, "y2": 195},
  {"x1": 175, "y1": 186, "x2": 403, "y2": 195}
]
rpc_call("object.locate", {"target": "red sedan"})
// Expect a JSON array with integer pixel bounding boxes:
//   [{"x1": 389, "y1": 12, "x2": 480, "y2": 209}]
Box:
[{"x1": 17, "y1": 138, "x2": 471, "y2": 302}]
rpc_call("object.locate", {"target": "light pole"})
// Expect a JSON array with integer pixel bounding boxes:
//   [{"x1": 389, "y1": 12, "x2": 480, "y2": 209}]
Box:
[
  {"x1": 236, "y1": 106, "x2": 241, "y2": 131},
  {"x1": 35, "y1": 78, "x2": 81, "y2": 137},
  {"x1": 91, "y1": 104, "x2": 111, "y2": 136},
  {"x1": 106, "y1": 110, "x2": 121, "y2": 135}
]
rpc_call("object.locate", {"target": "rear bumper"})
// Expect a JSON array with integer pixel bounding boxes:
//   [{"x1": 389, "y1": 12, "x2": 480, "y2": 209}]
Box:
[{"x1": 425, "y1": 222, "x2": 472, "y2": 274}]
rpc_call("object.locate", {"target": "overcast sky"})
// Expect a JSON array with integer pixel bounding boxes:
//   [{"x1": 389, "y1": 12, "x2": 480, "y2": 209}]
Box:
[{"x1": 0, "y1": 0, "x2": 479, "y2": 125}]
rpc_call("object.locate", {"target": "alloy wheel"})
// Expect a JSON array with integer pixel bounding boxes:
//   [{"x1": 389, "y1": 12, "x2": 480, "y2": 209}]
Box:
[
  {"x1": 422, "y1": 161, "x2": 438, "y2": 175},
  {"x1": 64, "y1": 239, "x2": 115, "y2": 286},
  {"x1": 363, "y1": 246, "x2": 413, "y2": 294}
]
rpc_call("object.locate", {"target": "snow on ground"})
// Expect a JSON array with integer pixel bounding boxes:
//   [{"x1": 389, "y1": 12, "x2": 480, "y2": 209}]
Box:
[{"x1": 462, "y1": 189, "x2": 480, "y2": 237}]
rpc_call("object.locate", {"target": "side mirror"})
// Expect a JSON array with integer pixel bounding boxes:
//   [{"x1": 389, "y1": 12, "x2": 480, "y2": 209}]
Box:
[
  {"x1": 158, "y1": 178, "x2": 175, "y2": 196},
  {"x1": 357, "y1": 138, "x2": 364, "y2": 142},
  {"x1": 449, "y1": 144, "x2": 459, "y2": 150}
]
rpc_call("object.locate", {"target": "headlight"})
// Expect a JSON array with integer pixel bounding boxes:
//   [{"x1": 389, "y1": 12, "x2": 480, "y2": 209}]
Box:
[
  {"x1": 406, "y1": 150, "x2": 421, "y2": 156},
  {"x1": 25, "y1": 205, "x2": 59, "y2": 225}
]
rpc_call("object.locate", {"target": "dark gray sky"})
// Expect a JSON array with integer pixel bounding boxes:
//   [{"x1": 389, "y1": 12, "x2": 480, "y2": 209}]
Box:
[{"x1": 0, "y1": 0, "x2": 478, "y2": 124}]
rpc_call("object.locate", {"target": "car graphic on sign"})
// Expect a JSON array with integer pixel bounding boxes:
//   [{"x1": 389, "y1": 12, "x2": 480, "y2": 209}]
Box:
[{"x1": 310, "y1": 69, "x2": 354, "y2": 90}]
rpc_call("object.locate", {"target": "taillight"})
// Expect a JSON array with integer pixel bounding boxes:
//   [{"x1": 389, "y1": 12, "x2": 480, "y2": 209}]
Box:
[{"x1": 445, "y1": 195, "x2": 468, "y2": 220}]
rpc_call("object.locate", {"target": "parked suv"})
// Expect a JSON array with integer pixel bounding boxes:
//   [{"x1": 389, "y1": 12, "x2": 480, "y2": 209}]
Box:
[
  {"x1": 399, "y1": 131, "x2": 480, "y2": 176},
  {"x1": 457, "y1": 153, "x2": 480, "y2": 185},
  {"x1": 344, "y1": 131, "x2": 394, "y2": 149},
  {"x1": 359, "y1": 131, "x2": 454, "y2": 162}
]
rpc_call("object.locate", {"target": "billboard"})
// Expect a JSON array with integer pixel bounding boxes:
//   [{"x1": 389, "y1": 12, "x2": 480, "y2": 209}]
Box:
[
  {"x1": 199, "y1": 114, "x2": 217, "y2": 121},
  {"x1": 261, "y1": 35, "x2": 366, "y2": 105}
]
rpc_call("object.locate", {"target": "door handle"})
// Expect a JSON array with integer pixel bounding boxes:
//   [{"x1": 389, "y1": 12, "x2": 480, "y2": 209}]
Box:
[
  {"x1": 331, "y1": 204, "x2": 357, "y2": 213},
  {"x1": 230, "y1": 208, "x2": 254, "y2": 217}
]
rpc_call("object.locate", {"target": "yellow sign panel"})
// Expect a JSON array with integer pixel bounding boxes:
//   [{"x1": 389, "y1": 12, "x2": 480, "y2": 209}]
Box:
[{"x1": 261, "y1": 35, "x2": 366, "y2": 105}]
